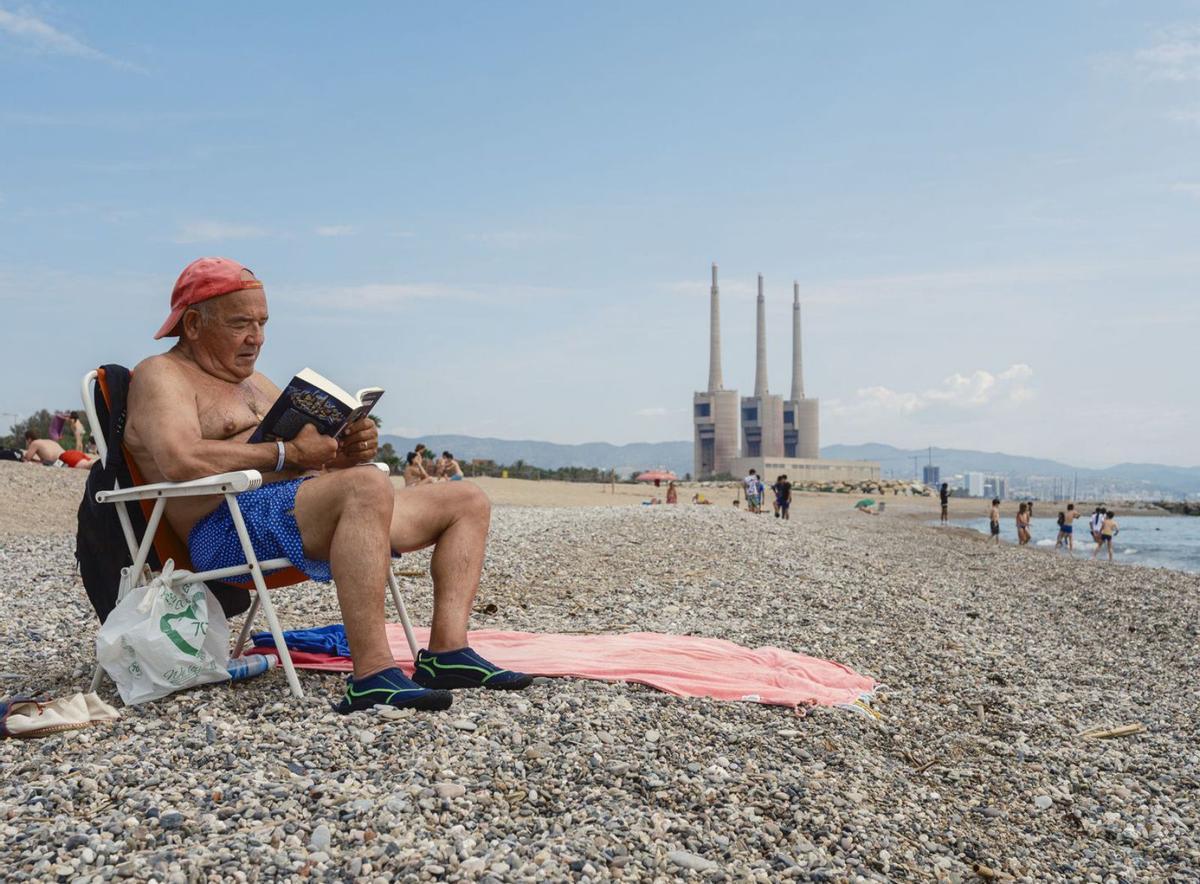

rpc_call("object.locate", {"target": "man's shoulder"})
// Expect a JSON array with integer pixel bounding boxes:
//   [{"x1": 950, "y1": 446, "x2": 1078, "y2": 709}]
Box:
[{"x1": 132, "y1": 353, "x2": 185, "y2": 383}]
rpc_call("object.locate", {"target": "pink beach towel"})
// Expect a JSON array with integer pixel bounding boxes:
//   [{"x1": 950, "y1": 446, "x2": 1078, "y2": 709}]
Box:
[{"x1": 249, "y1": 626, "x2": 876, "y2": 709}]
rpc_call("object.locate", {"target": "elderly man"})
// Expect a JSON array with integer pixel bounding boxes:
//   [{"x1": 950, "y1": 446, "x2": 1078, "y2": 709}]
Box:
[{"x1": 125, "y1": 257, "x2": 529, "y2": 713}]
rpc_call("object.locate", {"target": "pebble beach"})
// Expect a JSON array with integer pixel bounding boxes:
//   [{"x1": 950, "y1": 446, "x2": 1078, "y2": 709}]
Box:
[{"x1": 2, "y1": 462, "x2": 1198, "y2": 882}]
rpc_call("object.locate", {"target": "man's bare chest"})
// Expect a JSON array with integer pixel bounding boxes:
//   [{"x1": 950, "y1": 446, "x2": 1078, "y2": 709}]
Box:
[{"x1": 195, "y1": 378, "x2": 274, "y2": 441}]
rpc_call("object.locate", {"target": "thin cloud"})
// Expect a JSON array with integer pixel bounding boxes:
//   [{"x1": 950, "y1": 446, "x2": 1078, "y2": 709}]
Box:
[
  {"x1": 1172, "y1": 182, "x2": 1200, "y2": 199},
  {"x1": 172, "y1": 221, "x2": 270, "y2": 244},
  {"x1": 0, "y1": 8, "x2": 143, "y2": 72},
  {"x1": 469, "y1": 229, "x2": 572, "y2": 248},
  {"x1": 287, "y1": 280, "x2": 568, "y2": 310},
  {"x1": 1131, "y1": 25, "x2": 1200, "y2": 82},
  {"x1": 830, "y1": 364, "x2": 1035, "y2": 418},
  {"x1": 315, "y1": 225, "x2": 356, "y2": 237}
]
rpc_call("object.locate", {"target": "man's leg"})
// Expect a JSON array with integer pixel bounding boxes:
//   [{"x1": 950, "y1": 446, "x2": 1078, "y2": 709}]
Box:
[
  {"x1": 387, "y1": 480, "x2": 491, "y2": 652},
  {"x1": 293, "y1": 468, "x2": 396, "y2": 679}
]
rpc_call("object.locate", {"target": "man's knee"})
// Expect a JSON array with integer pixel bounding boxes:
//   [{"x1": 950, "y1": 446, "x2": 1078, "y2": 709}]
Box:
[
  {"x1": 334, "y1": 466, "x2": 395, "y2": 520},
  {"x1": 454, "y1": 481, "x2": 491, "y2": 523}
]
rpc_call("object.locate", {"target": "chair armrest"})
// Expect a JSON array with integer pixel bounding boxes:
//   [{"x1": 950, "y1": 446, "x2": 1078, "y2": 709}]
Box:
[{"x1": 96, "y1": 470, "x2": 263, "y2": 503}]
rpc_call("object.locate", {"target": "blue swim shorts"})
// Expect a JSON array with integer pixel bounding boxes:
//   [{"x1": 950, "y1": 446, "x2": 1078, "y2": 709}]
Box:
[{"x1": 187, "y1": 478, "x2": 333, "y2": 583}]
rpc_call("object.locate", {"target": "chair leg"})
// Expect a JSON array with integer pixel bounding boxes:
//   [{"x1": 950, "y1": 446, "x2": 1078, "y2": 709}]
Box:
[
  {"x1": 388, "y1": 570, "x2": 420, "y2": 660},
  {"x1": 232, "y1": 594, "x2": 262, "y2": 659},
  {"x1": 225, "y1": 494, "x2": 304, "y2": 700}
]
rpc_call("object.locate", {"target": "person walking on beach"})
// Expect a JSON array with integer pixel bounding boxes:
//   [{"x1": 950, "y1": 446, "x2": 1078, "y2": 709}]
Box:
[
  {"x1": 1016, "y1": 502, "x2": 1031, "y2": 546},
  {"x1": 68, "y1": 411, "x2": 86, "y2": 451},
  {"x1": 989, "y1": 498, "x2": 1001, "y2": 544},
  {"x1": 743, "y1": 469, "x2": 759, "y2": 513},
  {"x1": 666, "y1": 481, "x2": 678, "y2": 504},
  {"x1": 1092, "y1": 510, "x2": 1118, "y2": 561},
  {"x1": 939, "y1": 482, "x2": 951, "y2": 526},
  {"x1": 773, "y1": 474, "x2": 792, "y2": 520}
]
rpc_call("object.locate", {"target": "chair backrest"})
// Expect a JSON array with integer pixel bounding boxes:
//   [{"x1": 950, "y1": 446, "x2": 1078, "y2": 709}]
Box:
[{"x1": 83, "y1": 367, "x2": 307, "y2": 592}]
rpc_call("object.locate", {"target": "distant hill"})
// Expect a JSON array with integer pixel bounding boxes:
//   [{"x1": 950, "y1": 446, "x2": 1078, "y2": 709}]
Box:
[
  {"x1": 382, "y1": 434, "x2": 694, "y2": 477},
  {"x1": 381, "y1": 435, "x2": 1200, "y2": 497}
]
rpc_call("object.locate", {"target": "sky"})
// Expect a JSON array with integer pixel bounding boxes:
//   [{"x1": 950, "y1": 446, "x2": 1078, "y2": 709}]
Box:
[{"x1": 1, "y1": 2, "x2": 1198, "y2": 468}]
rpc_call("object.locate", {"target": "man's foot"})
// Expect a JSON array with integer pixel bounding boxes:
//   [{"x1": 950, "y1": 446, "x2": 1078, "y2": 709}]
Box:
[
  {"x1": 334, "y1": 666, "x2": 453, "y2": 713},
  {"x1": 412, "y1": 647, "x2": 533, "y2": 691}
]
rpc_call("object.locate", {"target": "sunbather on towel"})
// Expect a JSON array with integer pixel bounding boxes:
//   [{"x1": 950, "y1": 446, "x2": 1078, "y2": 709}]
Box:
[
  {"x1": 22, "y1": 430, "x2": 64, "y2": 465},
  {"x1": 125, "y1": 257, "x2": 531, "y2": 713}
]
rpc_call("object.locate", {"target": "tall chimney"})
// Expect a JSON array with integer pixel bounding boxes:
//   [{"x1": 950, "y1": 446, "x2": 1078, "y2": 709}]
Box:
[
  {"x1": 790, "y1": 280, "x2": 805, "y2": 401},
  {"x1": 754, "y1": 273, "x2": 768, "y2": 397},
  {"x1": 707, "y1": 262, "x2": 722, "y2": 392}
]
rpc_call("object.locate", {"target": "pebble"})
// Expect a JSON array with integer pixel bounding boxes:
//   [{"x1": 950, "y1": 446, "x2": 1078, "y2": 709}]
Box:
[
  {"x1": 310, "y1": 824, "x2": 331, "y2": 851},
  {"x1": 668, "y1": 850, "x2": 719, "y2": 871},
  {"x1": 434, "y1": 783, "x2": 466, "y2": 799},
  {"x1": 452, "y1": 718, "x2": 478, "y2": 731}
]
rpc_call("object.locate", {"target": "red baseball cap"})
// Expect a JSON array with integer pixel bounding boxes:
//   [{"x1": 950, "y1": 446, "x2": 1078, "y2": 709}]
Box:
[{"x1": 154, "y1": 257, "x2": 264, "y2": 339}]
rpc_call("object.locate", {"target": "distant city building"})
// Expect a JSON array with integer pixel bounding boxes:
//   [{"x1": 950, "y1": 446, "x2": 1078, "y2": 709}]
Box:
[
  {"x1": 922, "y1": 465, "x2": 941, "y2": 488},
  {"x1": 983, "y1": 476, "x2": 1008, "y2": 500},
  {"x1": 965, "y1": 471, "x2": 986, "y2": 497}
]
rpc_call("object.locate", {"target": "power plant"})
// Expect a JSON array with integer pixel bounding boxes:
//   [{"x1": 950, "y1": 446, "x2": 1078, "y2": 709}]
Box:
[{"x1": 693, "y1": 264, "x2": 878, "y2": 483}]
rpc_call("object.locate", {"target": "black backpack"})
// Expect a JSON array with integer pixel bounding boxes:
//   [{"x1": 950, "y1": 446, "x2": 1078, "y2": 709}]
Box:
[{"x1": 74, "y1": 365, "x2": 251, "y2": 623}]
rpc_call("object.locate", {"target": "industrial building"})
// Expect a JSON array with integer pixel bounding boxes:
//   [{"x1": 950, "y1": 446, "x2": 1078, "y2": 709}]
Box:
[{"x1": 693, "y1": 264, "x2": 877, "y2": 483}]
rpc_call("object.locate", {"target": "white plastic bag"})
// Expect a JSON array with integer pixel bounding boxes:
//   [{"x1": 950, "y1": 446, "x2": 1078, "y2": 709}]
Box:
[{"x1": 95, "y1": 560, "x2": 231, "y2": 705}]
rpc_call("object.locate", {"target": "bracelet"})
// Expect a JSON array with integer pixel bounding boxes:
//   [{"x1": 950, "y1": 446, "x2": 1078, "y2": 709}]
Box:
[{"x1": 274, "y1": 440, "x2": 286, "y2": 473}]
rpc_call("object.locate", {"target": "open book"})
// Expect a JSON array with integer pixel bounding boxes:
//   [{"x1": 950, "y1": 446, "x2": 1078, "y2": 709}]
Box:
[{"x1": 248, "y1": 368, "x2": 384, "y2": 444}]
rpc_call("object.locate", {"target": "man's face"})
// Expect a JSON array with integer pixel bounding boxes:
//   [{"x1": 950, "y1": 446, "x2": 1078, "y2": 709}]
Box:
[{"x1": 183, "y1": 285, "x2": 269, "y2": 383}]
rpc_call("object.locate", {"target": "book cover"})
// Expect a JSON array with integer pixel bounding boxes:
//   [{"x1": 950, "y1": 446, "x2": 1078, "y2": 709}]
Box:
[{"x1": 248, "y1": 368, "x2": 384, "y2": 444}]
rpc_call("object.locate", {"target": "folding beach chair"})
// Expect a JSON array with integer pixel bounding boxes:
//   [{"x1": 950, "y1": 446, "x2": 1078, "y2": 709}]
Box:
[{"x1": 81, "y1": 367, "x2": 420, "y2": 700}]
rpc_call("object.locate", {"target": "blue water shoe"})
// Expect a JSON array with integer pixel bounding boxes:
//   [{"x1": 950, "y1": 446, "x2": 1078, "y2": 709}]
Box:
[
  {"x1": 334, "y1": 666, "x2": 452, "y2": 713},
  {"x1": 412, "y1": 647, "x2": 533, "y2": 691}
]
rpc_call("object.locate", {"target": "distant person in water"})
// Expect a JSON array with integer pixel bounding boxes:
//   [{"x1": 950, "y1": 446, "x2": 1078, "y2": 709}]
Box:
[
  {"x1": 939, "y1": 482, "x2": 951, "y2": 525},
  {"x1": 1016, "y1": 502, "x2": 1031, "y2": 545},
  {"x1": 1055, "y1": 510, "x2": 1066, "y2": 550},
  {"x1": 989, "y1": 498, "x2": 1001, "y2": 544},
  {"x1": 1089, "y1": 505, "x2": 1106, "y2": 544},
  {"x1": 1061, "y1": 503, "x2": 1080, "y2": 554},
  {"x1": 1093, "y1": 509, "x2": 1118, "y2": 561}
]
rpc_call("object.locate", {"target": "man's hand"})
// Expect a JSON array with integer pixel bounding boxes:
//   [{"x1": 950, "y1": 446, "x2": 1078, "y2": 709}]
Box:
[
  {"x1": 330, "y1": 418, "x2": 378, "y2": 469},
  {"x1": 288, "y1": 424, "x2": 339, "y2": 471}
]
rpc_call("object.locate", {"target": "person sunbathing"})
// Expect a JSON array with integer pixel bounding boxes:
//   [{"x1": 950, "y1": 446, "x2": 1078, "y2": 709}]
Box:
[
  {"x1": 402, "y1": 451, "x2": 433, "y2": 486},
  {"x1": 22, "y1": 431, "x2": 64, "y2": 465},
  {"x1": 124, "y1": 257, "x2": 530, "y2": 713},
  {"x1": 21, "y1": 431, "x2": 96, "y2": 468}
]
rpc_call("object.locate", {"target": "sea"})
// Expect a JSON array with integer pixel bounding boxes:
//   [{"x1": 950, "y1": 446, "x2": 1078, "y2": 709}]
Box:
[{"x1": 949, "y1": 515, "x2": 1200, "y2": 574}]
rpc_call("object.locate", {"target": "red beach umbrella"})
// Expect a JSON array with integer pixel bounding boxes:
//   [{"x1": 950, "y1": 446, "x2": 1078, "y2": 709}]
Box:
[{"x1": 635, "y1": 470, "x2": 678, "y2": 483}]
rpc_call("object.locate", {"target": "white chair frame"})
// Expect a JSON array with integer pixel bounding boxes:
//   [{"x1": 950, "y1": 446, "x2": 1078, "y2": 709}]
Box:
[{"x1": 82, "y1": 370, "x2": 420, "y2": 700}]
